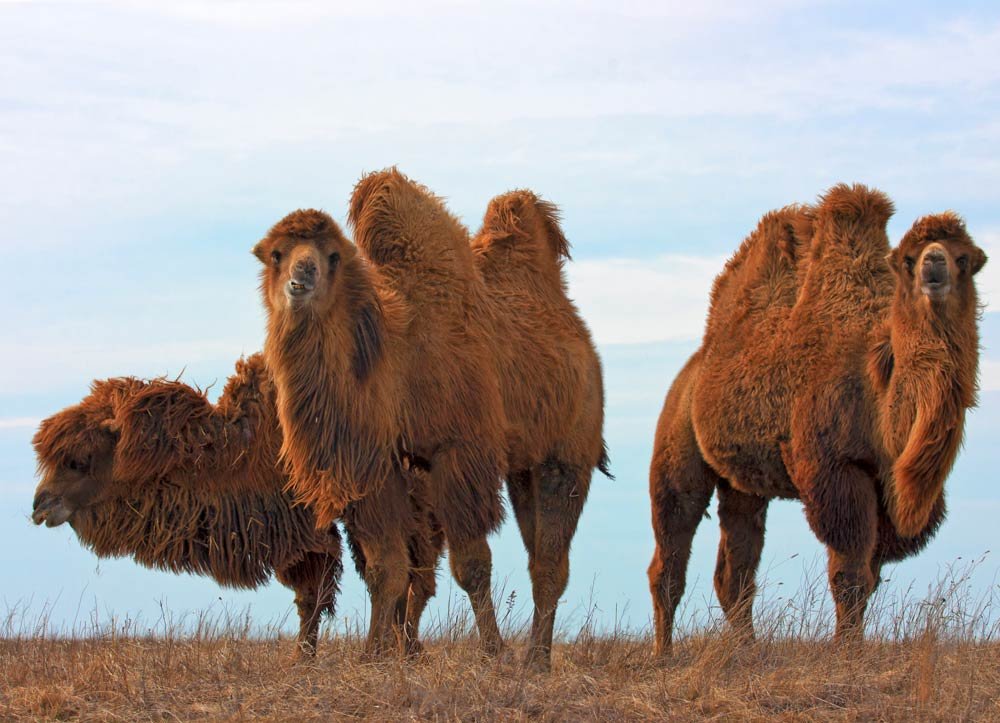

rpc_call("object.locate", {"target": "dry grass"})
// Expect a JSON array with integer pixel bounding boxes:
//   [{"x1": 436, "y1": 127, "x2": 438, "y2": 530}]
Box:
[{"x1": 3, "y1": 563, "x2": 999, "y2": 721}]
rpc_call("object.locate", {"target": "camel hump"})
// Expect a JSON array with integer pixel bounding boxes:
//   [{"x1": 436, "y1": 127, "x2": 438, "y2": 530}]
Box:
[
  {"x1": 348, "y1": 167, "x2": 473, "y2": 273},
  {"x1": 477, "y1": 190, "x2": 571, "y2": 263},
  {"x1": 815, "y1": 183, "x2": 894, "y2": 231}
]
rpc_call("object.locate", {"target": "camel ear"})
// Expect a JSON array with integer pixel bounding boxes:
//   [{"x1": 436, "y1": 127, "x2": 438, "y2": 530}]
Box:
[
  {"x1": 251, "y1": 240, "x2": 268, "y2": 263},
  {"x1": 971, "y1": 247, "x2": 987, "y2": 276}
]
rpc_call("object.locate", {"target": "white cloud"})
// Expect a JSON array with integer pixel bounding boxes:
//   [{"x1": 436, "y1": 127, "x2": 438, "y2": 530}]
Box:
[{"x1": 568, "y1": 254, "x2": 724, "y2": 345}]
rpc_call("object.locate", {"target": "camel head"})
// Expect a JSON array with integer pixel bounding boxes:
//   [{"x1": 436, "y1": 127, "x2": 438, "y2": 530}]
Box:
[
  {"x1": 889, "y1": 213, "x2": 987, "y2": 315},
  {"x1": 252, "y1": 209, "x2": 356, "y2": 318},
  {"x1": 31, "y1": 380, "x2": 132, "y2": 528}
]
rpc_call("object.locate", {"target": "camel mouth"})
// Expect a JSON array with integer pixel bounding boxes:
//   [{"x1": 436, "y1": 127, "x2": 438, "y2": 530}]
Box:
[
  {"x1": 285, "y1": 279, "x2": 316, "y2": 302},
  {"x1": 921, "y1": 280, "x2": 951, "y2": 300},
  {"x1": 31, "y1": 495, "x2": 73, "y2": 527}
]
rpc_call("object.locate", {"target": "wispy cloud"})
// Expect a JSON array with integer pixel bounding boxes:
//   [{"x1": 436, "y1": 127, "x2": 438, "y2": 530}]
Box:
[{"x1": 0, "y1": 418, "x2": 40, "y2": 430}]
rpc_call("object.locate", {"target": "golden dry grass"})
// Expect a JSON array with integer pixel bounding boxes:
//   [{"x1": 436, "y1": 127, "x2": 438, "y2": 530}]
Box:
[
  {"x1": 3, "y1": 564, "x2": 999, "y2": 721},
  {"x1": 2, "y1": 630, "x2": 999, "y2": 721}
]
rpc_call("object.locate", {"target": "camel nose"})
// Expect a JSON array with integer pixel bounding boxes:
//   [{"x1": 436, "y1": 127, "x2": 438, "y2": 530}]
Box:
[
  {"x1": 33, "y1": 490, "x2": 50, "y2": 512},
  {"x1": 288, "y1": 259, "x2": 317, "y2": 294},
  {"x1": 922, "y1": 251, "x2": 948, "y2": 284}
]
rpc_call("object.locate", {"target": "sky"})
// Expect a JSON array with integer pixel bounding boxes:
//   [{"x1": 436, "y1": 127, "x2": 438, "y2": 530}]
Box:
[{"x1": 2, "y1": 0, "x2": 999, "y2": 639}]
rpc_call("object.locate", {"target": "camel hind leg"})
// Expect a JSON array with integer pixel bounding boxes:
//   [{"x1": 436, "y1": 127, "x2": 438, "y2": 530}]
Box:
[
  {"x1": 508, "y1": 459, "x2": 591, "y2": 672},
  {"x1": 648, "y1": 356, "x2": 718, "y2": 658},
  {"x1": 648, "y1": 449, "x2": 716, "y2": 658},
  {"x1": 714, "y1": 480, "x2": 768, "y2": 639}
]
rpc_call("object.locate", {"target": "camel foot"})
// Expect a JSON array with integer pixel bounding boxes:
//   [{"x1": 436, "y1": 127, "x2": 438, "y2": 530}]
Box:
[{"x1": 522, "y1": 645, "x2": 552, "y2": 674}]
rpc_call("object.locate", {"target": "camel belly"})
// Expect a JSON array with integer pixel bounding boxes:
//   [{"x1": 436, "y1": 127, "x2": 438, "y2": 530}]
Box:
[{"x1": 691, "y1": 395, "x2": 798, "y2": 499}]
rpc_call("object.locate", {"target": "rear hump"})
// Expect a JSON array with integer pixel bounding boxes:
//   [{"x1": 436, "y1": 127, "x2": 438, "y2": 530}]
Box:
[{"x1": 475, "y1": 190, "x2": 571, "y2": 266}]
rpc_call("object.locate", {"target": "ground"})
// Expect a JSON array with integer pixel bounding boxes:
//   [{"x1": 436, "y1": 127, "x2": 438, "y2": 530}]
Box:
[{"x1": 2, "y1": 629, "x2": 998, "y2": 721}]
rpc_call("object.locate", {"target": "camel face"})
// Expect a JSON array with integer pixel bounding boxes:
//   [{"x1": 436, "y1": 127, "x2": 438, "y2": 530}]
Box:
[
  {"x1": 253, "y1": 209, "x2": 352, "y2": 316},
  {"x1": 31, "y1": 407, "x2": 116, "y2": 528},
  {"x1": 891, "y1": 213, "x2": 987, "y2": 313}
]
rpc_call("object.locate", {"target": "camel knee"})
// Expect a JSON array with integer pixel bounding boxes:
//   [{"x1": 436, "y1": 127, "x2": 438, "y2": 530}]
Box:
[{"x1": 449, "y1": 545, "x2": 493, "y2": 595}]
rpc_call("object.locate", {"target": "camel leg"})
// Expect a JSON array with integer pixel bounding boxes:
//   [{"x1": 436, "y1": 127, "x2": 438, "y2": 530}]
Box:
[
  {"x1": 798, "y1": 461, "x2": 878, "y2": 642},
  {"x1": 342, "y1": 475, "x2": 413, "y2": 659},
  {"x1": 429, "y1": 445, "x2": 505, "y2": 657},
  {"x1": 276, "y1": 547, "x2": 343, "y2": 658},
  {"x1": 515, "y1": 460, "x2": 591, "y2": 672},
  {"x1": 448, "y1": 534, "x2": 504, "y2": 657},
  {"x1": 648, "y1": 463, "x2": 719, "y2": 658},
  {"x1": 714, "y1": 480, "x2": 768, "y2": 639},
  {"x1": 506, "y1": 469, "x2": 536, "y2": 559},
  {"x1": 397, "y1": 515, "x2": 445, "y2": 657}
]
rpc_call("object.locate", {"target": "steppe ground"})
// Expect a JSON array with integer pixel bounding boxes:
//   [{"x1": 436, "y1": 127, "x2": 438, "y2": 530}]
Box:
[{"x1": 3, "y1": 568, "x2": 999, "y2": 721}]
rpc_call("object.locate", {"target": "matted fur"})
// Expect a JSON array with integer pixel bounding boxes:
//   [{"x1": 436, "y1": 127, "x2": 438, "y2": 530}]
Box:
[
  {"x1": 648, "y1": 183, "x2": 986, "y2": 655},
  {"x1": 32, "y1": 355, "x2": 343, "y2": 650}
]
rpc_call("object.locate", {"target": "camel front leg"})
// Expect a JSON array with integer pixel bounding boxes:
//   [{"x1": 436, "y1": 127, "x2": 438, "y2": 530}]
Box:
[
  {"x1": 276, "y1": 548, "x2": 343, "y2": 659},
  {"x1": 798, "y1": 459, "x2": 879, "y2": 642},
  {"x1": 396, "y1": 514, "x2": 445, "y2": 657}
]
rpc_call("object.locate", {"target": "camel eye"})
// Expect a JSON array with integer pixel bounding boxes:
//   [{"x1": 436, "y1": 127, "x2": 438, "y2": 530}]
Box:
[
  {"x1": 328, "y1": 252, "x2": 340, "y2": 271},
  {"x1": 904, "y1": 256, "x2": 915, "y2": 274},
  {"x1": 957, "y1": 255, "x2": 969, "y2": 272},
  {"x1": 270, "y1": 250, "x2": 282, "y2": 266}
]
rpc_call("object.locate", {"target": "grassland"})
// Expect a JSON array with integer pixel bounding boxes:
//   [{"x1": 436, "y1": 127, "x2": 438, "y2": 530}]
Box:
[{"x1": 3, "y1": 566, "x2": 999, "y2": 721}]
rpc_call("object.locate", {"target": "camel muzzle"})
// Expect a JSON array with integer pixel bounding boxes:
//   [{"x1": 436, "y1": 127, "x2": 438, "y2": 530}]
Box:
[
  {"x1": 31, "y1": 491, "x2": 73, "y2": 527},
  {"x1": 920, "y1": 252, "x2": 951, "y2": 300}
]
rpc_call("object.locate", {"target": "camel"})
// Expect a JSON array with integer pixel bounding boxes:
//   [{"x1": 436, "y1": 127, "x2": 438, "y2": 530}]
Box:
[
  {"x1": 648, "y1": 184, "x2": 987, "y2": 656},
  {"x1": 471, "y1": 190, "x2": 610, "y2": 670},
  {"x1": 255, "y1": 170, "x2": 609, "y2": 670},
  {"x1": 31, "y1": 354, "x2": 343, "y2": 656},
  {"x1": 256, "y1": 196, "x2": 507, "y2": 659}
]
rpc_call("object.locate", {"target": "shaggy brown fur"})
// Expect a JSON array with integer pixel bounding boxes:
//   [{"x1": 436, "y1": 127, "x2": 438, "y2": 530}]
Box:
[
  {"x1": 648, "y1": 185, "x2": 986, "y2": 656},
  {"x1": 256, "y1": 170, "x2": 608, "y2": 670},
  {"x1": 31, "y1": 354, "x2": 343, "y2": 655}
]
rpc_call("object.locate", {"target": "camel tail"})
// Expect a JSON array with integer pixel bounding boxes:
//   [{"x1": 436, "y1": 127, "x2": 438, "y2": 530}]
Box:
[
  {"x1": 815, "y1": 183, "x2": 895, "y2": 230},
  {"x1": 479, "y1": 190, "x2": 572, "y2": 262},
  {"x1": 597, "y1": 443, "x2": 614, "y2": 480}
]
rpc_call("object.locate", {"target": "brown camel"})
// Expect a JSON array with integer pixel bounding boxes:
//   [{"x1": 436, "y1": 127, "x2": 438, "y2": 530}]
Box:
[
  {"x1": 471, "y1": 190, "x2": 610, "y2": 670},
  {"x1": 31, "y1": 354, "x2": 342, "y2": 656},
  {"x1": 255, "y1": 170, "x2": 609, "y2": 670},
  {"x1": 255, "y1": 192, "x2": 507, "y2": 659},
  {"x1": 648, "y1": 184, "x2": 987, "y2": 656}
]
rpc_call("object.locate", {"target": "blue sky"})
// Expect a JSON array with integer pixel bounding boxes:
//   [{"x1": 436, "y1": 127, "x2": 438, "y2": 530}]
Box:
[{"x1": 2, "y1": 0, "x2": 999, "y2": 637}]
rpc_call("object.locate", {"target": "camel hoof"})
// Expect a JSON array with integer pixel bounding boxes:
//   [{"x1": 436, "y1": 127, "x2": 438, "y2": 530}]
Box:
[
  {"x1": 290, "y1": 643, "x2": 317, "y2": 665},
  {"x1": 404, "y1": 639, "x2": 427, "y2": 660},
  {"x1": 522, "y1": 648, "x2": 552, "y2": 674}
]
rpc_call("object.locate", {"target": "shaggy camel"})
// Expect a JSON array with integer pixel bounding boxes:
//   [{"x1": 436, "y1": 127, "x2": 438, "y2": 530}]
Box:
[
  {"x1": 255, "y1": 170, "x2": 608, "y2": 669},
  {"x1": 31, "y1": 354, "x2": 342, "y2": 655},
  {"x1": 648, "y1": 184, "x2": 986, "y2": 656}
]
